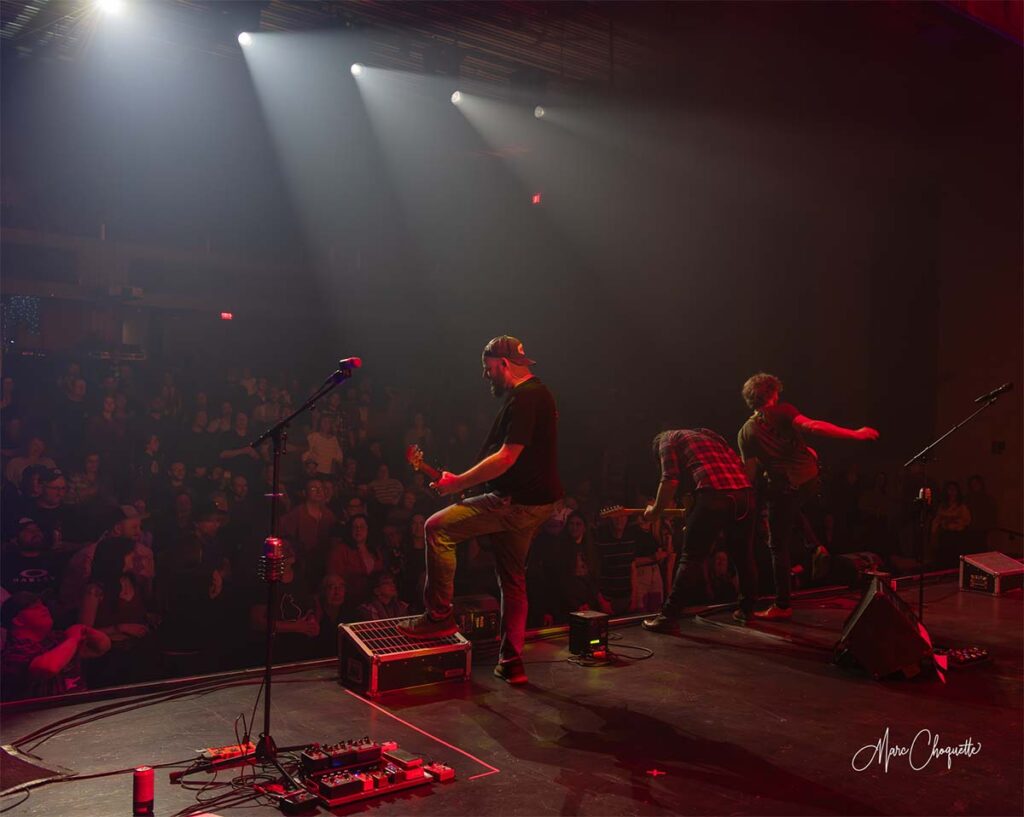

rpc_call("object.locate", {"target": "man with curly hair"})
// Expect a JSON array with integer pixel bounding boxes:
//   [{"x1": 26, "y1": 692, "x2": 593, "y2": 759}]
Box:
[{"x1": 738, "y1": 373, "x2": 879, "y2": 619}]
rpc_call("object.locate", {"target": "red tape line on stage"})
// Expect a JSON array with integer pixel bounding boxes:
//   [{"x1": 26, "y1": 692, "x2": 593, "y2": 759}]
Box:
[{"x1": 342, "y1": 689, "x2": 500, "y2": 780}]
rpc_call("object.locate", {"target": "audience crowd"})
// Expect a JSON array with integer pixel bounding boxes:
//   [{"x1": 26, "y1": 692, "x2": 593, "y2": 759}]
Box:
[{"x1": 0, "y1": 358, "x2": 1003, "y2": 700}]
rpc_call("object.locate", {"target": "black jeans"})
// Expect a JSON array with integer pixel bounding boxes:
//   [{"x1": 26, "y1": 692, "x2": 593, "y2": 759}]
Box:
[
  {"x1": 765, "y1": 478, "x2": 819, "y2": 609},
  {"x1": 663, "y1": 488, "x2": 756, "y2": 617}
]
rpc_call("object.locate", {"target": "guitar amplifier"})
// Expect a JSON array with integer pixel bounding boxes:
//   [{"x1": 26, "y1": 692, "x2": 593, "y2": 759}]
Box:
[
  {"x1": 338, "y1": 618, "x2": 472, "y2": 697},
  {"x1": 959, "y1": 552, "x2": 1024, "y2": 595}
]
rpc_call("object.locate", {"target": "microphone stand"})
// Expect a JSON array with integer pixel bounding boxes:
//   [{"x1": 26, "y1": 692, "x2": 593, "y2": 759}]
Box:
[
  {"x1": 246, "y1": 362, "x2": 359, "y2": 784},
  {"x1": 903, "y1": 389, "x2": 1007, "y2": 622}
]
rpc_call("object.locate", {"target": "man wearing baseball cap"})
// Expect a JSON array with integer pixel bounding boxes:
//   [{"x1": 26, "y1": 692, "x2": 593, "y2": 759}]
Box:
[
  {"x1": 1, "y1": 592, "x2": 110, "y2": 701},
  {"x1": 399, "y1": 336, "x2": 563, "y2": 685}
]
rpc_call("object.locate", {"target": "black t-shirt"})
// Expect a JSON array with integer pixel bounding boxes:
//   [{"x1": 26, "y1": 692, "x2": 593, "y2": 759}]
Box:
[
  {"x1": 480, "y1": 377, "x2": 563, "y2": 505},
  {"x1": 737, "y1": 402, "x2": 818, "y2": 490},
  {"x1": 1, "y1": 548, "x2": 64, "y2": 597}
]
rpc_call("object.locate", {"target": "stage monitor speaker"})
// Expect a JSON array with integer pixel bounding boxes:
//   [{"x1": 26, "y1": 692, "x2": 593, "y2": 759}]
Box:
[{"x1": 834, "y1": 575, "x2": 935, "y2": 680}]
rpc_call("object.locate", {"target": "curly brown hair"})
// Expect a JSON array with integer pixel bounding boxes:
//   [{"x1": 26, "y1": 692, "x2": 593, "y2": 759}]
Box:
[{"x1": 742, "y1": 373, "x2": 782, "y2": 410}]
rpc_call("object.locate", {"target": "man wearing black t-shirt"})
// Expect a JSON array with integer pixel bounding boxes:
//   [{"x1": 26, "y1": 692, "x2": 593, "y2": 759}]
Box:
[
  {"x1": 399, "y1": 336, "x2": 563, "y2": 685},
  {"x1": 737, "y1": 373, "x2": 879, "y2": 619}
]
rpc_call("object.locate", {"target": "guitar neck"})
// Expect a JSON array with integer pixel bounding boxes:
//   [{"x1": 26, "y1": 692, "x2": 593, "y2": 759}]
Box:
[{"x1": 417, "y1": 461, "x2": 443, "y2": 482}]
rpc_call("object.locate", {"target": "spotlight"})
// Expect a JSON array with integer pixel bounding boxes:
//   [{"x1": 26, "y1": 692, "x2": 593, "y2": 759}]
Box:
[
  {"x1": 97, "y1": 0, "x2": 125, "y2": 15},
  {"x1": 238, "y1": 32, "x2": 253, "y2": 47},
  {"x1": 350, "y1": 63, "x2": 364, "y2": 77},
  {"x1": 451, "y1": 90, "x2": 463, "y2": 106},
  {"x1": 534, "y1": 106, "x2": 545, "y2": 119}
]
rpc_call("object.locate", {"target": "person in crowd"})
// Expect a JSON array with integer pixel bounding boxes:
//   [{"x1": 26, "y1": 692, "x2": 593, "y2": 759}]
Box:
[
  {"x1": 3, "y1": 464, "x2": 48, "y2": 538},
  {"x1": 931, "y1": 480, "x2": 971, "y2": 567},
  {"x1": 326, "y1": 514, "x2": 382, "y2": 609},
  {"x1": 444, "y1": 418, "x2": 476, "y2": 473},
  {"x1": 54, "y1": 377, "x2": 87, "y2": 463},
  {"x1": 218, "y1": 412, "x2": 260, "y2": 484},
  {"x1": 403, "y1": 412, "x2": 434, "y2": 452},
  {"x1": 1, "y1": 592, "x2": 110, "y2": 701},
  {"x1": 642, "y1": 428, "x2": 758, "y2": 632},
  {"x1": 556, "y1": 511, "x2": 608, "y2": 620},
  {"x1": 706, "y1": 548, "x2": 739, "y2": 604},
  {"x1": 334, "y1": 458, "x2": 360, "y2": 508},
  {"x1": 594, "y1": 513, "x2": 638, "y2": 615},
  {"x1": 152, "y1": 492, "x2": 195, "y2": 559},
  {"x1": 87, "y1": 396, "x2": 128, "y2": 464},
  {"x1": 65, "y1": 452, "x2": 111, "y2": 507},
  {"x1": 366, "y1": 464, "x2": 404, "y2": 524},
  {"x1": 305, "y1": 414, "x2": 344, "y2": 478},
  {"x1": 248, "y1": 542, "x2": 319, "y2": 663},
  {"x1": 1, "y1": 517, "x2": 64, "y2": 601},
  {"x1": 207, "y1": 401, "x2": 234, "y2": 434},
  {"x1": 737, "y1": 373, "x2": 878, "y2": 620},
  {"x1": 312, "y1": 573, "x2": 357, "y2": 656},
  {"x1": 398, "y1": 336, "x2": 563, "y2": 688},
  {"x1": 158, "y1": 564, "x2": 228, "y2": 675},
  {"x1": 79, "y1": 536, "x2": 155, "y2": 686},
  {"x1": 5, "y1": 436, "x2": 56, "y2": 487},
  {"x1": 630, "y1": 511, "x2": 666, "y2": 613},
  {"x1": 180, "y1": 409, "x2": 213, "y2": 470},
  {"x1": 60, "y1": 505, "x2": 147, "y2": 614},
  {"x1": 132, "y1": 433, "x2": 163, "y2": 502},
  {"x1": 279, "y1": 477, "x2": 336, "y2": 571},
  {"x1": 385, "y1": 489, "x2": 419, "y2": 529},
  {"x1": 357, "y1": 572, "x2": 409, "y2": 621},
  {"x1": 31, "y1": 468, "x2": 72, "y2": 549},
  {"x1": 965, "y1": 474, "x2": 997, "y2": 551}
]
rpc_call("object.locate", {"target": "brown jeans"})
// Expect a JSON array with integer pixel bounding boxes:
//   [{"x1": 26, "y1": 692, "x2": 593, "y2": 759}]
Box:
[{"x1": 424, "y1": 493, "x2": 559, "y2": 663}]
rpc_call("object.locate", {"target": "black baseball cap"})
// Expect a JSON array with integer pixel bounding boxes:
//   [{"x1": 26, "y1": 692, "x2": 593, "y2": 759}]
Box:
[
  {"x1": 482, "y1": 336, "x2": 536, "y2": 366},
  {"x1": 1, "y1": 592, "x2": 43, "y2": 629}
]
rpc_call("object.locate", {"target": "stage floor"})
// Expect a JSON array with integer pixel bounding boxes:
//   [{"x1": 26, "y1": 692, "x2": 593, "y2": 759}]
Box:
[{"x1": 2, "y1": 580, "x2": 1021, "y2": 817}]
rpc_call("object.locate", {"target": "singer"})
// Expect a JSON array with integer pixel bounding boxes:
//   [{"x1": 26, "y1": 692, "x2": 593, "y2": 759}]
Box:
[{"x1": 399, "y1": 336, "x2": 563, "y2": 685}]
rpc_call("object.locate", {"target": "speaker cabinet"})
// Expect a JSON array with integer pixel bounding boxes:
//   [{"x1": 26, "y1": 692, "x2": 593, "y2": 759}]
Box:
[{"x1": 834, "y1": 576, "x2": 935, "y2": 679}]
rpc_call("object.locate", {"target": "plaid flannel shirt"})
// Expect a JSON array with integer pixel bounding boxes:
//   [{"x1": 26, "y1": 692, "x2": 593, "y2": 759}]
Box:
[{"x1": 657, "y1": 429, "x2": 751, "y2": 491}]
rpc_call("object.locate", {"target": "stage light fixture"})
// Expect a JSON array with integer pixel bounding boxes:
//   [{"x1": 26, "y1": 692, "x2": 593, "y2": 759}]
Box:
[
  {"x1": 451, "y1": 90, "x2": 463, "y2": 106},
  {"x1": 238, "y1": 32, "x2": 253, "y2": 47},
  {"x1": 97, "y1": 0, "x2": 125, "y2": 15},
  {"x1": 534, "y1": 106, "x2": 545, "y2": 119},
  {"x1": 350, "y1": 63, "x2": 364, "y2": 77}
]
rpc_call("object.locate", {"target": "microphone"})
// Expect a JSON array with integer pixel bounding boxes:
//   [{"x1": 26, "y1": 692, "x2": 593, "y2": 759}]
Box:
[
  {"x1": 338, "y1": 357, "x2": 363, "y2": 370},
  {"x1": 974, "y1": 382, "x2": 1012, "y2": 403}
]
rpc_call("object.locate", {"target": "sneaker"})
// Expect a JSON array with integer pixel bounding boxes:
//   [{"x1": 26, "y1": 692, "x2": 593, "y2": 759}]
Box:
[
  {"x1": 397, "y1": 612, "x2": 458, "y2": 640},
  {"x1": 731, "y1": 609, "x2": 750, "y2": 625},
  {"x1": 753, "y1": 604, "x2": 793, "y2": 620},
  {"x1": 493, "y1": 659, "x2": 528, "y2": 685},
  {"x1": 641, "y1": 613, "x2": 680, "y2": 633}
]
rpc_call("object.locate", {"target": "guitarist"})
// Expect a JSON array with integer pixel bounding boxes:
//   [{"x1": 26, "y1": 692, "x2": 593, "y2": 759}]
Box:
[
  {"x1": 737, "y1": 373, "x2": 879, "y2": 620},
  {"x1": 399, "y1": 336, "x2": 563, "y2": 686},
  {"x1": 641, "y1": 428, "x2": 758, "y2": 632}
]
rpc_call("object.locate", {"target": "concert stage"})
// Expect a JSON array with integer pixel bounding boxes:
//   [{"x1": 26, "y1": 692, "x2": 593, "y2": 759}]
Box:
[{"x1": 2, "y1": 579, "x2": 1021, "y2": 817}]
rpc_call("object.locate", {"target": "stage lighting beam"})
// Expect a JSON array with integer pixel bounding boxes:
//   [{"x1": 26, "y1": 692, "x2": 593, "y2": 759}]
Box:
[
  {"x1": 351, "y1": 63, "x2": 364, "y2": 77},
  {"x1": 534, "y1": 106, "x2": 545, "y2": 119},
  {"x1": 451, "y1": 90, "x2": 463, "y2": 105},
  {"x1": 97, "y1": 0, "x2": 125, "y2": 15},
  {"x1": 238, "y1": 32, "x2": 253, "y2": 48}
]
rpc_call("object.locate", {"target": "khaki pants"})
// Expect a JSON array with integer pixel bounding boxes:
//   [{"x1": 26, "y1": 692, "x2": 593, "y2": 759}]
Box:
[{"x1": 424, "y1": 493, "x2": 559, "y2": 663}]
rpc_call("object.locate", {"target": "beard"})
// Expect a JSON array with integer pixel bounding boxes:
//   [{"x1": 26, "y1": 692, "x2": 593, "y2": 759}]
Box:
[{"x1": 488, "y1": 379, "x2": 506, "y2": 397}]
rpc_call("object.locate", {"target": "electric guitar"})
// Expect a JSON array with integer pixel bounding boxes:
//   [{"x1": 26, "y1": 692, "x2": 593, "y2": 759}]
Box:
[
  {"x1": 405, "y1": 444, "x2": 443, "y2": 483},
  {"x1": 599, "y1": 505, "x2": 687, "y2": 520}
]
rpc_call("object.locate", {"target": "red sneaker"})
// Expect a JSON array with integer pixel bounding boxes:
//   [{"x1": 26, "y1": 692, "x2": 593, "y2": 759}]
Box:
[{"x1": 753, "y1": 605, "x2": 793, "y2": 620}]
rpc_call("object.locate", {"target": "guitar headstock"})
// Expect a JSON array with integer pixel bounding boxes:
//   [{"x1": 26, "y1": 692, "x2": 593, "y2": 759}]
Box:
[{"x1": 405, "y1": 444, "x2": 425, "y2": 472}]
